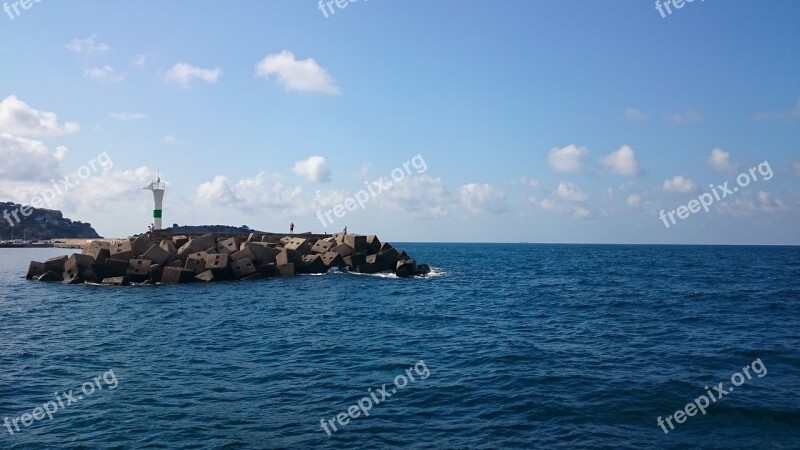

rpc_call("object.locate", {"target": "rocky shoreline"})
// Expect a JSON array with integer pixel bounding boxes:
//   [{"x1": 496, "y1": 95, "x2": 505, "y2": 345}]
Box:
[{"x1": 25, "y1": 232, "x2": 430, "y2": 285}]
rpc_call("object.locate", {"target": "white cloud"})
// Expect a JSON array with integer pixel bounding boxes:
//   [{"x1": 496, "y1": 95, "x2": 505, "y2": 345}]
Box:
[
  {"x1": 556, "y1": 181, "x2": 588, "y2": 202},
  {"x1": 377, "y1": 175, "x2": 452, "y2": 219},
  {"x1": 255, "y1": 50, "x2": 340, "y2": 94},
  {"x1": 196, "y1": 175, "x2": 233, "y2": 204},
  {"x1": 352, "y1": 163, "x2": 371, "y2": 179},
  {"x1": 65, "y1": 35, "x2": 110, "y2": 55},
  {"x1": 0, "y1": 96, "x2": 79, "y2": 136},
  {"x1": 626, "y1": 193, "x2": 642, "y2": 207},
  {"x1": 662, "y1": 109, "x2": 704, "y2": 124},
  {"x1": 663, "y1": 175, "x2": 697, "y2": 193},
  {"x1": 707, "y1": 148, "x2": 733, "y2": 172},
  {"x1": 85, "y1": 66, "x2": 125, "y2": 82},
  {"x1": 602, "y1": 145, "x2": 640, "y2": 176},
  {"x1": 717, "y1": 191, "x2": 787, "y2": 216},
  {"x1": 131, "y1": 54, "x2": 152, "y2": 67},
  {"x1": 164, "y1": 63, "x2": 221, "y2": 88},
  {"x1": 195, "y1": 173, "x2": 304, "y2": 214},
  {"x1": 110, "y1": 112, "x2": 146, "y2": 121},
  {"x1": 539, "y1": 198, "x2": 591, "y2": 219},
  {"x1": 624, "y1": 106, "x2": 648, "y2": 122},
  {"x1": 162, "y1": 135, "x2": 183, "y2": 146},
  {"x1": 0, "y1": 133, "x2": 62, "y2": 182},
  {"x1": 293, "y1": 156, "x2": 331, "y2": 183},
  {"x1": 458, "y1": 183, "x2": 507, "y2": 214},
  {"x1": 548, "y1": 144, "x2": 587, "y2": 173},
  {"x1": 751, "y1": 98, "x2": 800, "y2": 122}
]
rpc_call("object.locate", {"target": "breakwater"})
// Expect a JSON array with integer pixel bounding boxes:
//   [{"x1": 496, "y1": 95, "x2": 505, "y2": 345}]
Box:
[{"x1": 24, "y1": 232, "x2": 430, "y2": 285}]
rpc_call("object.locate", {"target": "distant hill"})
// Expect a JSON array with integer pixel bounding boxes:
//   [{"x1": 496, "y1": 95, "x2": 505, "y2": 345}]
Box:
[
  {"x1": 163, "y1": 225, "x2": 266, "y2": 235},
  {"x1": 0, "y1": 202, "x2": 102, "y2": 240}
]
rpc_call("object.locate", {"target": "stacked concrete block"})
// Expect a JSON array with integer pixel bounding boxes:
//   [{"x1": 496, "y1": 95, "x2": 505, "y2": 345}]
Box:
[
  {"x1": 231, "y1": 258, "x2": 257, "y2": 279},
  {"x1": 26, "y1": 232, "x2": 431, "y2": 284},
  {"x1": 217, "y1": 237, "x2": 239, "y2": 254},
  {"x1": 144, "y1": 244, "x2": 172, "y2": 266},
  {"x1": 127, "y1": 258, "x2": 152, "y2": 283},
  {"x1": 63, "y1": 254, "x2": 95, "y2": 284}
]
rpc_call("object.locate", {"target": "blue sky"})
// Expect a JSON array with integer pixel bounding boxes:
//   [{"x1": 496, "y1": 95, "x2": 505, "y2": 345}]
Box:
[{"x1": 1, "y1": 0, "x2": 798, "y2": 244}]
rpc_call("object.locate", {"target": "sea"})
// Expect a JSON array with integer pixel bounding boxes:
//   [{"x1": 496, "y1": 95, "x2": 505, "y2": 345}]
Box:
[{"x1": 0, "y1": 244, "x2": 798, "y2": 449}]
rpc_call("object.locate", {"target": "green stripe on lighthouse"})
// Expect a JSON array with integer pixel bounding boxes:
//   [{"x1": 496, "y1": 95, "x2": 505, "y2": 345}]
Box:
[{"x1": 153, "y1": 210, "x2": 162, "y2": 218}]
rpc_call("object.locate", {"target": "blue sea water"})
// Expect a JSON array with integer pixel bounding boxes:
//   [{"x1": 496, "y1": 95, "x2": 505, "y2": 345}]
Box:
[{"x1": 1, "y1": 244, "x2": 799, "y2": 449}]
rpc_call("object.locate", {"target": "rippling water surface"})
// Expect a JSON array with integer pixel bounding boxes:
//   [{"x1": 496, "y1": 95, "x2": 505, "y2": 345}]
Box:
[{"x1": 1, "y1": 244, "x2": 799, "y2": 449}]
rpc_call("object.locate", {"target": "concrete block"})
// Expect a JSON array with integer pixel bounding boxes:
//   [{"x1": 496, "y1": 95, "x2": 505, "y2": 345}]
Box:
[
  {"x1": 130, "y1": 234, "x2": 151, "y2": 257},
  {"x1": 217, "y1": 237, "x2": 239, "y2": 254},
  {"x1": 172, "y1": 235, "x2": 189, "y2": 248},
  {"x1": 311, "y1": 239, "x2": 335, "y2": 254},
  {"x1": 343, "y1": 253, "x2": 367, "y2": 270},
  {"x1": 242, "y1": 272, "x2": 265, "y2": 281},
  {"x1": 257, "y1": 263, "x2": 277, "y2": 277},
  {"x1": 242, "y1": 242, "x2": 268, "y2": 262},
  {"x1": 377, "y1": 247, "x2": 400, "y2": 268},
  {"x1": 301, "y1": 254, "x2": 327, "y2": 274},
  {"x1": 247, "y1": 233, "x2": 261, "y2": 242},
  {"x1": 232, "y1": 247, "x2": 255, "y2": 262},
  {"x1": 44, "y1": 255, "x2": 68, "y2": 272},
  {"x1": 184, "y1": 256, "x2": 207, "y2": 275},
  {"x1": 37, "y1": 271, "x2": 63, "y2": 282},
  {"x1": 144, "y1": 244, "x2": 172, "y2": 266},
  {"x1": 366, "y1": 235, "x2": 382, "y2": 254},
  {"x1": 91, "y1": 259, "x2": 128, "y2": 281},
  {"x1": 127, "y1": 258, "x2": 152, "y2": 282},
  {"x1": 101, "y1": 276, "x2": 129, "y2": 286},
  {"x1": 344, "y1": 235, "x2": 367, "y2": 253},
  {"x1": 205, "y1": 254, "x2": 231, "y2": 278},
  {"x1": 160, "y1": 267, "x2": 195, "y2": 283},
  {"x1": 330, "y1": 243, "x2": 354, "y2": 257},
  {"x1": 231, "y1": 257, "x2": 257, "y2": 279},
  {"x1": 149, "y1": 264, "x2": 164, "y2": 282},
  {"x1": 284, "y1": 238, "x2": 310, "y2": 255},
  {"x1": 159, "y1": 239, "x2": 177, "y2": 255},
  {"x1": 83, "y1": 242, "x2": 110, "y2": 263},
  {"x1": 195, "y1": 270, "x2": 217, "y2": 282},
  {"x1": 277, "y1": 263, "x2": 295, "y2": 277},
  {"x1": 321, "y1": 252, "x2": 344, "y2": 268},
  {"x1": 109, "y1": 241, "x2": 134, "y2": 261},
  {"x1": 355, "y1": 263, "x2": 390, "y2": 274},
  {"x1": 276, "y1": 249, "x2": 299, "y2": 266},
  {"x1": 333, "y1": 232, "x2": 346, "y2": 244},
  {"x1": 396, "y1": 259, "x2": 416, "y2": 278},
  {"x1": 26, "y1": 261, "x2": 46, "y2": 280},
  {"x1": 63, "y1": 254, "x2": 95, "y2": 284},
  {"x1": 279, "y1": 236, "x2": 292, "y2": 246},
  {"x1": 415, "y1": 264, "x2": 432, "y2": 276}
]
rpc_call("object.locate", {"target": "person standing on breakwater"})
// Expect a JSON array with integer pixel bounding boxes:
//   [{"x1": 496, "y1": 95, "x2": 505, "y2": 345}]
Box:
[
  {"x1": 290, "y1": 222, "x2": 294, "y2": 234},
  {"x1": 343, "y1": 226, "x2": 347, "y2": 235}
]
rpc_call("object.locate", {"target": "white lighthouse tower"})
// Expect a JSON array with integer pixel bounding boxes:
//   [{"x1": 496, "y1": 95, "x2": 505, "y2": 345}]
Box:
[{"x1": 143, "y1": 175, "x2": 166, "y2": 230}]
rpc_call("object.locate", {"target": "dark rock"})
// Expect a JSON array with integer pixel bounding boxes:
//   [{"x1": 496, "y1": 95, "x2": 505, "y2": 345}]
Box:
[
  {"x1": 257, "y1": 263, "x2": 277, "y2": 277},
  {"x1": 343, "y1": 253, "x2": 367, "y2": 270},
  {"x1": 366, "y1": 235, "x2": 382, "y2": 254},
  {"x1": 396, "y1": 259, "x2": 416, "y2": 278}
]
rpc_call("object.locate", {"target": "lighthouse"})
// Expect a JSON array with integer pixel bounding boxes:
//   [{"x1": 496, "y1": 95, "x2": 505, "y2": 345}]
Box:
[{"x1": 143, "y1": 176, "x2": 166, "y2": 230}]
